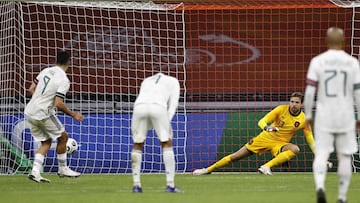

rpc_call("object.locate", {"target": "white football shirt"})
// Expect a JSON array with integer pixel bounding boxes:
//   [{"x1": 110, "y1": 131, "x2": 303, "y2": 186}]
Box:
[
  {"x1": 306, "y1": 49, "x2": 360, "y2": 132},
  {"x1": 134, "y1": 72, "x2": 180, "y2": 119},
  {"x1": 24, "y1": 66, "x2": 70, "y2": 120}
]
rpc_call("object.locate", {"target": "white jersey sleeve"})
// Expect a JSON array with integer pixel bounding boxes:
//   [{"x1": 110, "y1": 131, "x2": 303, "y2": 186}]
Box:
[
  {"x1": 56, "y1": 77, "x2": 70, "y2": 99},
  {"x1": 353, "y1": 61, "x2": 360, "y2": 116},
  {"x1": 167, "y1": 79, "x2": 180, "y2": 120},
  {"x1": 304, "y1": 57, "x2": 319, "y2": 119}
]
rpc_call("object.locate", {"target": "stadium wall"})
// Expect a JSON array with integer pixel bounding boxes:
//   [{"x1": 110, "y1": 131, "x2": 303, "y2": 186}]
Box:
[{"x1": 1, "y1": 113, "x2": 317, "y2": 173}]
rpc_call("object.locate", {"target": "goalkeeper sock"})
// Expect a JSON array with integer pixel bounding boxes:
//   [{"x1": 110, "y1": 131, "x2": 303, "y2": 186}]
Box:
[
  {"x1": 131, "y1": 149, "x2": 142, "y2": 187},
  {"x1": 264, "y1": 150, "x2": 295, "y2": 168},
  {"x1": 32, "y1": 153, "x2": 45, "y2": 174},
  {"x1": 207, "y1": 155, "x2": 232, "y2": 173},
  {"x1": 57, "y1": 153, "x2": 67, "y2": 170},
  {"x1": 313, "y1": 152, "x2": 329, "y2": 191},
  {"x1": 163, "y1": 147, "x2": 175, "y2": 188},
  {"x1": 337, "y1": 153, "x2": 352, "y2": 201}
]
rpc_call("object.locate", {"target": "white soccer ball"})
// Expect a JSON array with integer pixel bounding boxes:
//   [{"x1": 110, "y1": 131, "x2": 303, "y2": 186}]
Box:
[{"x1": 66, "y1": 138, "x2": 78, "y2": 155}]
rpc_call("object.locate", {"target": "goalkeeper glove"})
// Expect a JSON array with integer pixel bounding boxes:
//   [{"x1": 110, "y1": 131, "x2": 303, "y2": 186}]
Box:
[{"x1": 264, "y1": 126, "x2": 279, "y2": 132}]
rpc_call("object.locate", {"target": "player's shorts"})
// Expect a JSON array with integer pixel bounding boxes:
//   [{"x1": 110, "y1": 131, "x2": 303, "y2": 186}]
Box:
[
  {"x1": 245, "y1": 134, "x2": 289, "y2": 157},
  {"x1": 25, "y1": 115, "x2": 65, "y2": 142},
  {"x1": 131, "y1": 103, "x2": 172, "y2": 143},
  {"x1": 314, "y1": 128, "x2": 358, "y2": 155}
]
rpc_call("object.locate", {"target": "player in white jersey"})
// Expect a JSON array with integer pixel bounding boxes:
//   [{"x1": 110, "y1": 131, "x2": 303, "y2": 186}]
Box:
[
  {"x1": 24, "y1": 51, "x2": 84, "y2": 183},
  {"x1": 304, "y1": 27, "x2": 360, "y2": 203},
  {"x1": 131, "y1": 72, "x2": 182, "y2": 193}
]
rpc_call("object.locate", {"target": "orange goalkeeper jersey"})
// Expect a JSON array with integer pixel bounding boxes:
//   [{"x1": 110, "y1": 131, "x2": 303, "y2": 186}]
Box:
[{"x1": 257, "y1": 105, "x2": 313, "y2": 145}]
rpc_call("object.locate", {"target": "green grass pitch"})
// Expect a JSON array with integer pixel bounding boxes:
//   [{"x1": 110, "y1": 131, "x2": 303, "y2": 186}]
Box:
[{"x1": 1, "y1": 173, "x2": 359, "y2": 203}]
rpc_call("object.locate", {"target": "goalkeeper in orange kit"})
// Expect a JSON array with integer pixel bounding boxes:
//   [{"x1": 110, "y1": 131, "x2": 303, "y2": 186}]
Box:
[{"x1": 193, "y1": 92, "x2": 320, "y2": 175}]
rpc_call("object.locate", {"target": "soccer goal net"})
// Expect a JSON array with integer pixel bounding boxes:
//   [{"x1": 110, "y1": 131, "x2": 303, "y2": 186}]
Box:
[
  {"x1": 0, "y1": 1, "x2": 186, "y2": 174},
  {"x1": 2, "y1": 0, "x2": 359, "y2": 175}
]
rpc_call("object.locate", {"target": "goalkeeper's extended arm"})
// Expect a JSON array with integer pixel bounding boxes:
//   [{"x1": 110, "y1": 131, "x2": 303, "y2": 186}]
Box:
[
  {"x1": 258, "y1": 107, "x2": 279, "y2": 132},
  {"x1": 304, "y1": 127, "x2": 315, "y2": 154}
]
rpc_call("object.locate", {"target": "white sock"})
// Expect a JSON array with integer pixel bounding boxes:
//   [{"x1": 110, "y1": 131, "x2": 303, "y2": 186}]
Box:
[
  {"x1": 337, "y1": 153, "x2": 352, "y2": 201},
  {"x1": 313, "y1": 151, "x2": 329, "y2": 191},
  {"x1": 57, "y1": 153, "x2": 67, "y2": 170},
  {"x1": 131, "y1": 149, "x2": 142, "y2": 187},
  {"x1": 163, "y1": 147, "x2": 175, "y2": 187},
  {"x1": 32, "y1": 153, "x2": 45, "y2": 174}
]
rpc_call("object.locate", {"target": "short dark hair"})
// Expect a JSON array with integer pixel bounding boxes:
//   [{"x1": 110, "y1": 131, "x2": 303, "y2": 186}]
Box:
[
  {"x1": 56, "y1": 51, "x2": 70, "y2": 65},
  {"x1": 290, "y1": 92, "x2": 304, "y2": 103}
]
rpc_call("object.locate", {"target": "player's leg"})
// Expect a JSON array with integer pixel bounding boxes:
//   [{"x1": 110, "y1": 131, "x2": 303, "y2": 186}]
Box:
[
  {"x1": 131, "y1": 104, "x2": 149, "y2": 192},
  {"x1": 132, "y1": 142, "x2": 144, "y2": 192},
  {"x1": 26, "y1": 117, "x2": 52, "y2": 183},
  {"x1": 161, "y1": 140, "x2": 183, "y2": 193},
  {"x1": 207, "y1": 146, "x2": 253, "y2": 173},
  {"x1": 336, "y1": 153, "x2": 352, "y2": 203},
  {"x1": 335, "y1": 131, "x2": 357, "y2": 203},
  {"x1": 43, "y1": 115, "x2": 80, "y2": 178},
  {"x1": 263, "y1": 143, "x2": 299, "y2": 169},
  {"x1": 56, "y1": 131, "x2": 81, "y2": 177},
  {"x1": 151, "y1": 105, "x2": 182, "y2": 192},
  {"x1": 193, "y1": 137, "x2": 260, "y2": 175},
  {"x1": 29, "y1": 138, "x2": 52, "y2": 183},
  {"x1": 313, "y1": 129, "x2": 334, "y2": 203}
]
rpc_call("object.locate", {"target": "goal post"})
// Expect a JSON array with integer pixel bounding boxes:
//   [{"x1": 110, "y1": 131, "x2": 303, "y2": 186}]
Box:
[{"x1": 0, "y1": 1, "x2": 186, "y2": 174}]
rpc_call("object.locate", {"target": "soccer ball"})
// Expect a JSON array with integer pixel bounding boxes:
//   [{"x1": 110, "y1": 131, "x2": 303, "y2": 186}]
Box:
[{"x1": 66, "y1": 138, "x2": 78, "y2": 155}]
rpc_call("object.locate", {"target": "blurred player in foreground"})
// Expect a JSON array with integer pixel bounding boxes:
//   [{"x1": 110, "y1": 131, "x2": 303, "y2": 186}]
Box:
[
  {"x1": 193, "y1": 92, "x2": 316, "y2": 175},
  {"x1": 131, "y1": 71, "x2": 181, "y2": 193},
  {"x1": 304, "y1": 27, "x2": 360, "y2": 203},
  {"x1": 25, "y1": 51, "x2": 84, "y2": 183}
]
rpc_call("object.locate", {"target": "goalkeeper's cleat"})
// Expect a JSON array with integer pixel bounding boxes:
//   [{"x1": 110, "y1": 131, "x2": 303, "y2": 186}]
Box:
[
  {"x1": 258, "y1": 165, "x2": 273, "y2": 175},
  {"x1": 316, "y1": 189, "x2": 327, "y2": 203},
  {"x1": 57, "y1": 166, "x2": 81, "y2": 178},
  {"x1": 132, "y1": 185, "x2": 143, "y2": 193},
  {"x1": 192, "y1": 168, "x2": 210, "y2": 175},
  {"x1": 165, "y1": 185, "x2": 184, "y2": 193},
  {"x1": 28, "y1": 172, "x2": 51, "y2": 183}
]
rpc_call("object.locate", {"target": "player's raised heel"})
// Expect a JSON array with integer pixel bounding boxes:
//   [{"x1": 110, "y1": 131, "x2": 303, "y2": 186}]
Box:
[
  {"x1": 165, "y1": 185, "x2": 184, "y2": 193},
  {"x1": 132, "y1": 185, "x2": 143, "y2": 193},
  {"x1": 316, "y1": 189, "x2": 327, "y2": 203},
  {"x1": 258, "y1": 165, "x2": 273, "y2": 175},
  {"x1": 192, "y1": 168, "x2": 209, "y2": 175},
  {"x1": 28, "y1": 173, "x2": 51, "y2": 183},
  {"x1": 57, "y1": 166, "x2": 81, "y2": 178}
]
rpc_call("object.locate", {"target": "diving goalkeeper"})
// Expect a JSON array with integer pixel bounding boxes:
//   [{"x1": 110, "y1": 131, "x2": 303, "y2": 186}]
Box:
[{"x1": 193, "y1": 92, "x2": 315, "y2": 175}]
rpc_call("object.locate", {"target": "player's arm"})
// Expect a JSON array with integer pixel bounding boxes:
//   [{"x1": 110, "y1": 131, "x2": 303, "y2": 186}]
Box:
[
  {"x1": 304, "y1": 59, "x2": 318, "y2": 123},
  {"x1": 303, "y1": 124, "x2": 315, "y2": 154},
  {"x1": 54, "y1": 96, "x2": 83, "y2": 121},
  {"x1": 167, "y1": 80, "x2": 180, "y2": 120},
  {"x1": 258, "y1": 106, "x2": 280, "y2": 132},
  {"x1": 28, "y1": 76, "x2": 40, "y2": 96},
  {"x1": 303, "y1": 112, "x2": 332, "y2": 168},
  {"x1": 28, "y1": 82, "x2": 37, "y2": 96},
  {"x1": 353, "y1": 62, "x2": 360, "y2": 129},
  {"x1": 55, "y1": 80, "x2": 84, "y2": 121}
]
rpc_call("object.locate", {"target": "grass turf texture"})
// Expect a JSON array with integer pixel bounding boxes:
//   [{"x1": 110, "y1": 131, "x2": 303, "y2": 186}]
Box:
[{"x1": 1, "y1": 173, "x2": 359, "y2": 203}]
